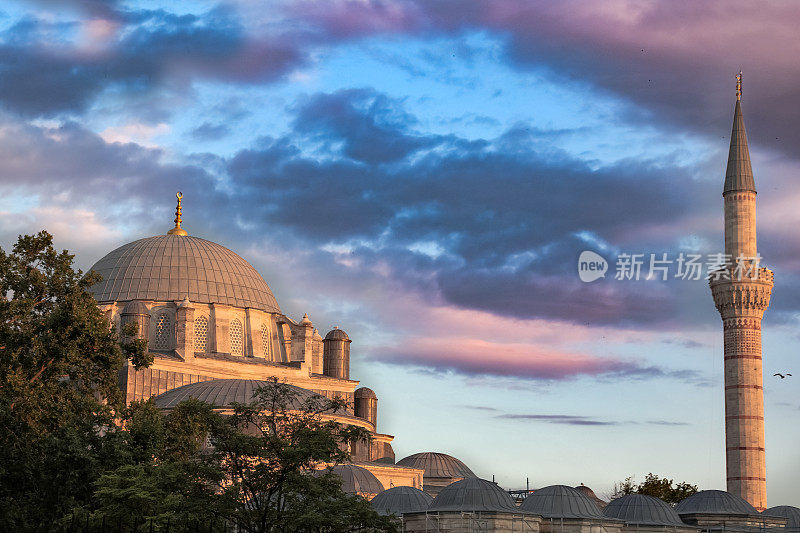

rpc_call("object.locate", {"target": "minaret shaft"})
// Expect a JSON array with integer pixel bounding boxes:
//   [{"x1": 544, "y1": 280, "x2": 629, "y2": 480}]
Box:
[{"x1": 710, "y1": 82, "x2": 772, "y2": 512}]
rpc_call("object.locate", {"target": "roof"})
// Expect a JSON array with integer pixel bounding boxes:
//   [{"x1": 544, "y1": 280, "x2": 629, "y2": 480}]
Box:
[
  {"x1": 521, "y1": 485, "x2": 604, "y2": 519},
  {"x1": 396, "y1": 452, "x2": 476, "y2": 479},
  {"x1": 324, "y1": 328, "x2": 350, "y2": 341},
  {"x1": 152, "y1": 379, "x2": 327, "y2": 410},
  {"x1": 762, "y1": 506, "x2": 800, "y2": 528},
  {"x1": 371, "y1": 486, "x2": 433, "y2": 516},
  {"x1": 676, "y1": 490, "x2": 758, "y2": 516},
  {"x1": 724, "y1": 99, "x2": 756, "y2": 194},
  {"x1": 428, "y1": 478, "x2": 521, "y2": 513},
  {"x1": 88, "y1": 235, "x2": 281, "y2": 313},
  {"x1": 355, "y1": 387, "x2": 377, "y2": 399},
  {"x1": 326, "y1": 464, "x2": 384, "y2": 496},
  {"x1": 574, "y1": 484, "x2": 608, "y2": 509},
  {"x1": 603, "y1": 494, "x2": 685, "y2": 526}
]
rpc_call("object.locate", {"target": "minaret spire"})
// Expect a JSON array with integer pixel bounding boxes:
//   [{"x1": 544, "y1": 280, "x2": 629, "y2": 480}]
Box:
[{"x1": 710, "y1": 72, "x2": 773, "y2": 511}]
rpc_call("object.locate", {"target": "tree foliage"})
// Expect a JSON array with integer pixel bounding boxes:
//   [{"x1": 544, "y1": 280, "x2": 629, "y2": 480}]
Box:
[
  {"x1": 0, "y1": 231, "x2": 147, "y2": 529},
  {"x1": 611, "y1": 473, "x2": 698, "y2": 505}
]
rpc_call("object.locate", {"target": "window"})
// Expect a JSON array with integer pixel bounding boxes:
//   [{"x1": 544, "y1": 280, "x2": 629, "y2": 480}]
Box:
[
  {"x1": 230, "y1": 318, "x2": 244, "y2": 356},
  {"x1": 261, "y1": 321, "x2": 271, "y2": 359},
  {"x1": 153, "y1": 312, "x2": 172, "y2": 350},
  {"x1": 194, "y1": 315, "x2": 209, "y2": 352}
]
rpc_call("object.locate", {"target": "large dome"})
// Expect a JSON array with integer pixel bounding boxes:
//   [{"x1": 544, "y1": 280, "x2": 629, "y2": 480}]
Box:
[
  {"x1": 428, "y1": 478, "x2": 520, "y2": 513},
  {"x1": 521, "y1": 485, "x2": 604, "y2": 519},
  {"x1": 153, "y1": 379, "x2": 328, "y2": 410},
  {"x1": 371, "y1": 486, "x2": 433, "y2": 516},
  {"x1": 396, "y1": 452, "x2": 476, "y2": 479},
  {"x1": 604, "y1": 494, "x2": 685, "y2": 526},
  {"x1": 676, "y1": 490, "x2": 757, "y2": 516},
  {"x1": 88, "y1": 235, "x2": 280, "y2": 313}
]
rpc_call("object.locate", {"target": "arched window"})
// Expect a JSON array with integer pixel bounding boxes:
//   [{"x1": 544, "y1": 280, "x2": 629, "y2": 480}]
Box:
[
  {"x1": 230, "y1": 318, "x2": 244, "y2": 356},
  {"x1": 261, "y1": 321, "x2": 271, "y2": 359},
  {"x1": 194, "y1": 316, "x2": 209, "y2": 352},
  {"x1": 153, "y1": 312, "x2": 172, "y2": 350}
]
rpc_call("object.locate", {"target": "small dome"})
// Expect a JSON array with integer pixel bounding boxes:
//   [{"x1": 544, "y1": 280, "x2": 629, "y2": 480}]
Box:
[
  {"x1": 371, "y1": 486, "x2": 433, "y2": 516},
  {"x1": 396, "y1": 452, "x2": 476, "y2": 479},
  {"x1": 428, "y1": 478, "x2": 519, "y2": 513},
  {"x1": 574, "y1": 484, "x2": 608, "y2": 509},
  {"x1": 89, "y1": 235, "x2": 281, "y2": 313},
  {"x1": 327, "y1": 464, "x2": 384, "y2": 497},
  {"x1": 325, "y1": 327, "x2": 350, "y2": 341},
  {"x1": 121, "y1": 300, "x2": 149, "y2": 315},
  {"x1": 676, "y1": 490, "x2": 757, "y2": 516},
  {"x1": 355, "y1": 387, "x2": 377, "y2": 399},
  {"x1": 153, "y1": 379, "x2": 329, "y2": 410},
  {"x1": 604, "y1": 494, "x2": 684, "y2": 526},
  {"x1": 763, "y1": 505, "x2": 800, "y2": 528},
  {"x1": 521, "y1": 485, "x2": 603, "y2": 518}
]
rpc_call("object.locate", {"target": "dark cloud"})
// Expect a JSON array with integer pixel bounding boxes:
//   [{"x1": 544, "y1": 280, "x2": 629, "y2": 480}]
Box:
[
  {"x1": 292, "y1": 89, "x2": 445, "y2": 164},
  {"x1": 495, "y1": 414, "x2": 691, "y2": 426},
  {"x1": 190, "y1": 122, "x2": 230, "y2": 141},
  {"x1": 0, "y1": 8, "x2": 302, "y2": 116}
]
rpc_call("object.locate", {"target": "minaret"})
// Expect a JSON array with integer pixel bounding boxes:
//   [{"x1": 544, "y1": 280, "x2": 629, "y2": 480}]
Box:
[{"x1": 709, "y1": 72, "x2": 774, "y2": 511}]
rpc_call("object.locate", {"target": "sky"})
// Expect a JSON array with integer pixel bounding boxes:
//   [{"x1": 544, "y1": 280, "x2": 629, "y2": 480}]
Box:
[{"x1": 1, "y1": 0, "x2": 800, "y2": 504}]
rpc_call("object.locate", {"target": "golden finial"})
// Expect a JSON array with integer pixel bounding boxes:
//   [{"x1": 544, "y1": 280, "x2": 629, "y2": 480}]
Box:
[
  {"x1": 736, "y1": 70, "x2": 742, "y2": 101},
  {"x1": 167, "y1": 191, "x2": 188, "y2": 236}
]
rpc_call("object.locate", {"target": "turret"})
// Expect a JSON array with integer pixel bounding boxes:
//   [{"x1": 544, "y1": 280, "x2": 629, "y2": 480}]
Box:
[
  {"x1": 120, "y1": 300, "x2": 150, "y2": 341},
  {"x1": 354, "y1": 387, "x2": 377, "y2": 428},
  {"x1": 322, "y1": 327, "x2": 351, "y2": 379}
]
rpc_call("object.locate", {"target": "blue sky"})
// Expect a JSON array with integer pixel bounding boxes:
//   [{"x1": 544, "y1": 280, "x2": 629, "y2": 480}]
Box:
[{"x1": 1, "y1": 0, "x2": 800, "y2": 504}]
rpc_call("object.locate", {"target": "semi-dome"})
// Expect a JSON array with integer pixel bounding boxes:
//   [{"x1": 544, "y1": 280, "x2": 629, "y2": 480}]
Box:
[
  {"x1": 325, "y1": 327, "x2": 350, "y2": 341},
  {"x1": 88, "y1": 235, "x2": 281, "y2": 313},
  {"x1": 604, "y1": 494, "x2": 684, "y2": 526},
  {"x1": 428, "y1": 478, "x2": 520, "y2": 513},
  {"x1": 676, "y1": 490, "x2": 757, "y2": 516},
  {"x1": 396, "y1": 452, "x2": 476, "y2": 479},
  {"x1": 371, "y1": 486, "x2": 433, "y2": 516},
  {"x1": 521, "y1": 485, "x2": 603, "y2": 518},
  {"x1": 762, "y1": 505, "x2": 800, "y2": 528},
  {"x1": 326, "y1": 464, "x2": 384, "y2": 497},
  {"x1": 355, "y1": 387, "x2": 377, "y2": 399},
  {"x1": 153, "y1": 379, "x2": 327, "y2": 410},
  {"x1": 120, "y1": 300, "x2": 149, "y2": 315}
]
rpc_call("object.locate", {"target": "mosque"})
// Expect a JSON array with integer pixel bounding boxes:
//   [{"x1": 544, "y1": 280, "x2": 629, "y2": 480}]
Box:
[{"x1": 84, "y1": 77, "x2": 799, "y2": 531}]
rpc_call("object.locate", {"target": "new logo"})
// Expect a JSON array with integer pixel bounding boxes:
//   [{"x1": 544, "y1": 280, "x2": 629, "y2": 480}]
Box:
[{"x1": 578, "y1": 251, "x2": 607, "y2": 283}]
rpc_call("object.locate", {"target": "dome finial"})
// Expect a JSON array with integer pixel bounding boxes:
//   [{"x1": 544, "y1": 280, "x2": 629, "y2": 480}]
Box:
[
  {"x1": 167, "y1": 192, "x2": 188, "y2": 236},
  {"x1": 736, "y1": 70, "x2": 742, "y2": 101}
]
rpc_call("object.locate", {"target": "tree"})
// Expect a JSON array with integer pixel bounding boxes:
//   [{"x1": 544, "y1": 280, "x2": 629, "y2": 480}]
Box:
[
  {"x1": 88, "y1": 379, "x2": 399, "y2": 532},
  {"x1": 611, "y1": 473, "x2": 698, "y2": 505},
  {"x1": 0, "y1": 231, "x2": 148, "y2": 530}
]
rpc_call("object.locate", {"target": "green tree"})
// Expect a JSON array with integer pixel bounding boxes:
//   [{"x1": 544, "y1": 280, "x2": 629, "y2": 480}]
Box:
[
  {"x1": 89, "y1": 379, "x2": 399, "y2": 532},
  {"x1": 0, "y1": 231, "x2": 147, "y2": 530},
  {"x1": 611, "y1": 473, "x2": 698, "y2": 505}
]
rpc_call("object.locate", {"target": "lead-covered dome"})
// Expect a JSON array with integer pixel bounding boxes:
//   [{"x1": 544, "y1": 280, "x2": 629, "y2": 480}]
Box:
[
  {"x1": 326, "y1": 464, "x2": 384, "y2": 497},
  {"x1": 521, "y1": 485, "x2": 604, "y2": 518},
  {"x1": 153, "y1": 379, "x2": 326, "y2": 410},
  {"x1": 428, "y1": 478, "x2": 519, "y2": 513},
  {"x1": 676, "y1": 490, "x2": 757, "y2": 516},
  {"x1": 604, "y1": 494, "x2": 684, "y2": 526},
  {"x1": 396, "y1": 452, "x2": 476, "y2": 479},
  {"x1": 762, "y1": 505, "x2": 800, "y2": 528},
  {"x1": 88, "y1": 235, "x2": 280, "y2": 313},
  {"x1": 371, "y1": 486, "x2": 433, "y2": 516}
]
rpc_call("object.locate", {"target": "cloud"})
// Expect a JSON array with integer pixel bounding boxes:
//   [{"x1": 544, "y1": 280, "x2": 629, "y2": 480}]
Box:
[
  {"x1": 495, "y1": 413, "x2": 691, "y2": 426},
  {"x1": 0, "y1": 8, "x2": 302, "y2": 117}
]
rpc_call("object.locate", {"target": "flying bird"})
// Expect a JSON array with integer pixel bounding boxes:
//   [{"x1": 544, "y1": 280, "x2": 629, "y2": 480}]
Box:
[{"x1": 773, "y1": 373, "x2": 792, "y2": 379}]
